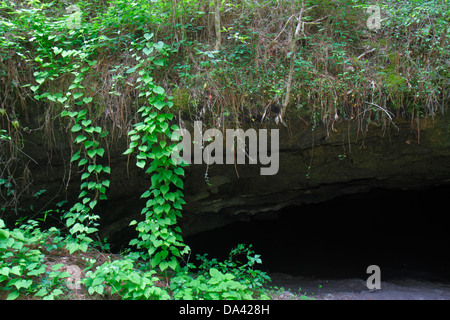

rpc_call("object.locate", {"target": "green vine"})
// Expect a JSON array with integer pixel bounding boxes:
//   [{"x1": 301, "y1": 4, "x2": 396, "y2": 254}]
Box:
[
  {"x1": 124, "y1": 33, "x2": 189, "y2": 271},
  {"x1": 61, "y1": 59, "x2": 111, "y2": 254},
  {"x1": 32, "y1": 38, "x2": 110, "y2": 254}
]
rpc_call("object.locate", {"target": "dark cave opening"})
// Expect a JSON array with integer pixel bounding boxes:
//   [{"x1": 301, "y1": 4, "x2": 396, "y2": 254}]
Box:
[{"x1": 184, "y1": 185, "x2": 450, "y2": 283}]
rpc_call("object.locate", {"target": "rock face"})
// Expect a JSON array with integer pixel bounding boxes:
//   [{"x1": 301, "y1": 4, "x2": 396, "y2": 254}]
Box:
[
  {"x1": 178, "y1": 113, "x2": 450, "y2": 236},
  {"x1": 12, "y1": 111, "x2": 450, "y2": 248}
]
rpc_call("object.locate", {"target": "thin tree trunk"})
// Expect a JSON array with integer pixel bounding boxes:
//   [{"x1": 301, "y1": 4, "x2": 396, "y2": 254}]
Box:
[
  {"x1": 172, "y1": 0, "x2": 179, "y2": 42},
  {"x1": 214, "y1": 0, "x2": 221, "y2": 51},
  {"x1": 278, "y1": 0, "x2": 305, "y2": 125}
]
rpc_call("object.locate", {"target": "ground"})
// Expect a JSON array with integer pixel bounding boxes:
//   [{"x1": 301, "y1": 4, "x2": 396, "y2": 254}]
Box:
[{"x1": 268, "y1": 272, "x2": 450, "y2": 300}]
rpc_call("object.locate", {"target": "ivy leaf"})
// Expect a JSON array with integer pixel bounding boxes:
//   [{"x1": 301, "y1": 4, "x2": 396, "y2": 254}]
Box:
[
  {"x1": 70, "y1": 151, "x2": 81, "y2": 162},
  {"x1": 153, "y1": 86, "x2": 165, "y2": 95},
  {"x1": 126, "y1": 67, "x2": 136, "y2": 74},
  {"x1": 57, "y1": 96, "x2": 68, "y2": 104},
  {"x1": 153, "y1": 100, "x2": 166, "y2": 110},
  {"x1": 143, "y1": 47, "x2": 153, "y2": 56},
  {"x1": 89, "y1": 200, "x2": 97, "y2": 210},
  {"x1": 78, "y1": 191, "x2": 87, "y2": 199},
  {"x1": 141, "y1": 190, "x2": 151, "y2": 198},
  {"x1": 73, "y1": 92, "x2": 83, "y2": 100},
  {"x1": 52, "y1": 263, "x2": 65, "y2": 271},
  {"x1": 172, "y1": 176, "x2": 183, "y2": 189},
  {"x1": 0, "y1": 229, "x2": 10, "y2": 240},
  {"x1": 53, "y1": 47, "x2": 63, "y2": 55},
  {"x1": 34, "y1": 288, "x2": 48, "y2": 298},
  {"x1": 84, "y1": 140, "x2": 94, "y2": 149},
  {"x1": 96, "y1": 148, "x2": 105, "y2": 157},
  {"x1": 81, "y1": 119, "x2": 92, "y2": 127},
  {"x1": 74, "y1": 135, "x2": 86, "y2": 144},
  {"x1": 164, "y1": 192, "x2": 175, "y2": 202},
  {"x1": 136, "y1": 160, "x2": 146, "y2": 169},
  {"x1": 7, "y1": 291, "x2": 20, "y2": 300},
  {"x1": 174, "y1": 167, "x2": 184, "y2": 176},
  {"x1": 154, "y1": 205, "x2": 164, "y2": 215},
  {"x1": 160, "y1": 185, "x2": 169, "y2": 195},
  {"x1": 153, "y1": 59, "x2": 164, "y2": 66},
  {"x1": 123, "y1": 148, "x2": 133, "y2": 155},
  {"x1": 87, "y1": 149, "x2": 97, "y2": 158},
  {"x1": 71, "y1": 124, "x2": 82, "y2": 132},
  {"x1": 168, "y1": 257, "x2": 178, "y2": 270}
]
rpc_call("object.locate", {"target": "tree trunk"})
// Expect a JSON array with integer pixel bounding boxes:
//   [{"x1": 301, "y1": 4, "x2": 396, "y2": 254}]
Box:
[
  {"x1": 214, "y1": 0, "x2": 221, "y2": 51},
  {"x1": 279, "y1": 0, "x2": 305, "y2": 125}
]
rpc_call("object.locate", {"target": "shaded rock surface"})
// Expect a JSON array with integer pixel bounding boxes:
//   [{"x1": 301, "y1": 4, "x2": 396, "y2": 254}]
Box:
[{"x1": 12, "y1": 111, "x2": 450, "y2": 248}]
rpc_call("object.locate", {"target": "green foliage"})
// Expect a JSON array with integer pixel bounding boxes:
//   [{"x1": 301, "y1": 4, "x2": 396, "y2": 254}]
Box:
[
  {"x1": 1, "y1": 0, "x2": 448, "y2": 301},
  {"x1": 171, "y1": 267, "x2": 255, "y2": 300},
  {"x1": 31, "y1": 25, "x2": 110, "y2": 254},
  {"x1": 123, "y1": 33, "x2": 189, "y2": 272},
  {"x1": 171, "y1": 244, "x2": 271, "y2": 300},
  {"x1": 0, "y1": 129, "x2": 9, "y2": 141},
  {"x1": 0, "y1": 219, "x2": 70, "y2": 300},
  {"x1": 82, "y1": 253, "x2": 171, "y2": 300},
  {"x1": 81, "y1": 244, "x2": 271, "y2": 300},
  {"x1": 61, "y1": 69, "x2": 111, "y2": 254}
]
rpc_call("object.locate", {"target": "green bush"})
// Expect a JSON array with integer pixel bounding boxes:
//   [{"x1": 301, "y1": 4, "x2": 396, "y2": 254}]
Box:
[
  {"x1": 170, "y1": 244, "x2": 271, "y2": 300},
  {"x1": 0, "y1": 219, "x2": 70, "y2": 300},
  {"x1": 82, "y1": 253, "x2": 171, "y2": 300}
]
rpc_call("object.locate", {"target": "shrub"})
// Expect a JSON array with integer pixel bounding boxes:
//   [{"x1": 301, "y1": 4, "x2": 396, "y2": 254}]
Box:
[{"x1": 170, "y1": 244, "x2": 271, "y2": 300}]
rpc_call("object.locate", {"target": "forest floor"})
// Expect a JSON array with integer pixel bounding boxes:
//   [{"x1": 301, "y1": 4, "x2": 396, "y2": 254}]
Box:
[
  {"x1": 268, "y1": 272, "x2": 450, "y2": 300},
  {"x1": 4, "y1": 244, "x2": 450, "y2": 300}
]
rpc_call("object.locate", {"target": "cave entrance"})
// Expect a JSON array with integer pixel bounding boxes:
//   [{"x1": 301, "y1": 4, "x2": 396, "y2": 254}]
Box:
[{"x1": 184, "y1": 185, "x2": 450, "y2": 284}]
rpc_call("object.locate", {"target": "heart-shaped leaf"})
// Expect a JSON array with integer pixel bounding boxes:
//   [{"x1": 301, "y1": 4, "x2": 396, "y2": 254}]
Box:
[
  {"x1": 53, "y1": 47, "x2": 63, "y2": 55},
  {"x1": 153, "y1": 86, "x2": 165, "y2": 95},
  {"x1": 136, "y1": 160, "x2": 146, "y2": 169},
  {"x1": 83, "y1": 97, "x2": 93, "y2": 104},
  {"x1": 82, "y1": 119, "x2": 92, "y2": 127},
  {"x1": 71, "y1": 124, "x2": 82, "y2": 132},
  {"x1": 57, "y1": 97, "x2": 67, "y2": 103},
  {"x1": 143, "y1": 47, "x2": 153, "y2": 56}
]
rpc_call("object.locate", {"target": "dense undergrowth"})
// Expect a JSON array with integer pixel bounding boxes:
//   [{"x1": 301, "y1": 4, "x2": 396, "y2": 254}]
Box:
[
  {"x1": 1, "y1": 0, "x2": 449, "y2": 300},
  {"x1": 1, "y1": 217, "x2": 275, "y2": 299}
]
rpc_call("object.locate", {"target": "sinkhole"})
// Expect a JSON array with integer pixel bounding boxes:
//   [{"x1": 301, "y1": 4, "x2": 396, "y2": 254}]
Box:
[{"x1": 183, "y1": 185, "x2": 450, "y2": 283}]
